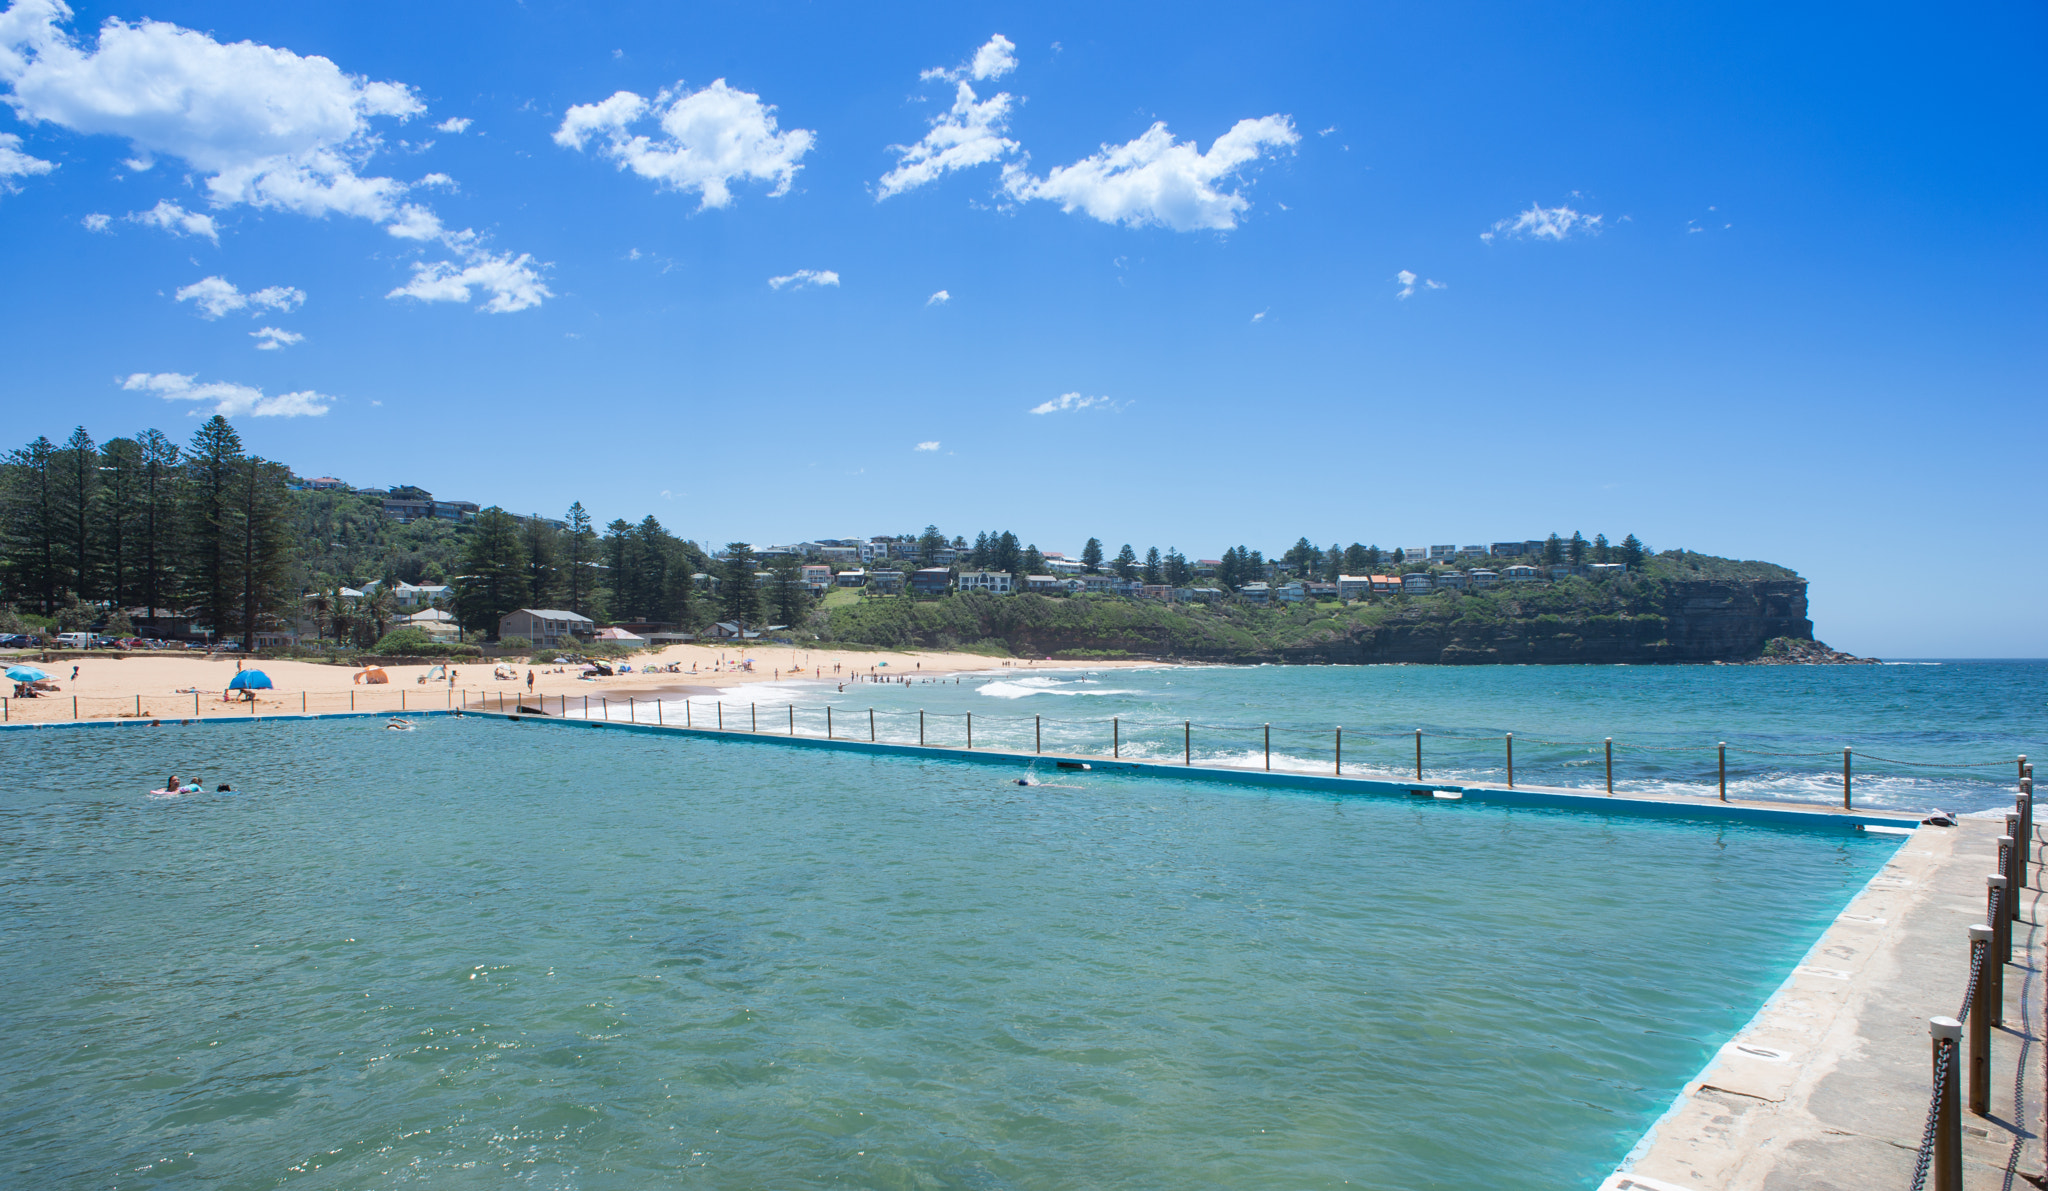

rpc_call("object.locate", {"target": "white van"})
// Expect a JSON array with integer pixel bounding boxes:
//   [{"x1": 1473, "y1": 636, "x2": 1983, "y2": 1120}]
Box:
[{"x1": 56, "y1": 632, "x2": 95, "y2": 649}]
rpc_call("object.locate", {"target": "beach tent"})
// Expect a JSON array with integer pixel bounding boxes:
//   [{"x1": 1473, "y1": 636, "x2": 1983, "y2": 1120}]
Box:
[
  {"x1": 227, "y1": 670, "x2": 273, "y2": 690},
  {"x1": 594, "y1": 627, "x2": 645, "y2": 643},
  {"x1": 6, "y1": 665, "x2": 48, "y2": 682},
  {"x1": 354, "y1": 665, "x2": 389, "y2": 685}
]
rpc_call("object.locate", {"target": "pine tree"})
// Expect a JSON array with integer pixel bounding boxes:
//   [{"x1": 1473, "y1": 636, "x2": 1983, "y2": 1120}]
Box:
[
  {"x1": 1324, "y1": 543, "x2": 1343, "y2": 582},
  {"x1": 182, "y1": 416, "x2": 243, "y2": 642},
  {"x1": 1218, "y1": 546, "x2": 1241, "y2": 590},
  {"x1": 1391, "y1": 547, "x2": 1405, "y2": 565},
  {"x1": 631, "y1": 516, "x2": 671, "y2": 622},
  {"x1": 137, "y1": 429, "x2": 180, "y2": 625},
  {"x1": 1020, "y1": 543, "x2": 1047, "y2": 577},
  {"x1": 455, "y1": 507, "x2": 528, "y2": 639},
  {"x1": 1165, "y1": 548, "x2": 1190, "y2": 586},
  {"x1": 232, "y1": 457, "x2": 294, "y2": 649},
  {"x1": 992, "y1": 531, "x2": 1022, "y2": 577},
  {"x1": 523, "y1": 515, "x2": 562, "y2": 608},
  {"x1": 1343, "y1": 543, "x2": 1370, "y2": 574},
  {"x1": 2, "y1": 435, "x2": 60, "y2": 613},
  {"x1": 970, "y1": 530, "x2": 991, "y2": 569},
  {"x1": 1542, "y1": 533, "x2": 1564, "y2": 565},
  {"x1": 97, "y1": 437, "x2": 144, "y2": 613},
  {"x1": 917, "y1": 524, "x2": 946, "y2": 564},
  {"x1": 1113, "y1": 543, "x2": 1137, "y2": 580},
  {"x1": 1363, "y1": 545, "x2": 1383, "y2": 571},
  {"x1": 1143, "y1": 546, "x2": 1163, "y2": 585},
  {"x1": 602, "y1": 519, "x2": 635, "y2": 618},
  {"x1": 721, "y1": 542, "x2": 762, "y2": 625},
  {"x1": 562, "y1": 502, "x2": 597, "y2": 616},
  {"x1": 1593, "y1": 533, "x2": 1611, "y2": 564},
  {"x1": 55, "y1": 426, "x2": 97, "y2": 602},
  {"x1": 768, "y1": 555, "x2": 808, "y2": 625},
  {"x1": 1081, "y1": 537, "x2": 1104, "y2": 574},
  {"x1": 1567, "y1": 531, "x2": 1587, "y2": 566},
  {"x1": 1619, "y1": 534, "x2": 1645, "y2": 570}
]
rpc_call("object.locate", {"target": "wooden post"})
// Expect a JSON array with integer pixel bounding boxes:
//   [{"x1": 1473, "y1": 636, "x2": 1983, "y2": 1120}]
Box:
[
  {"x1": 2007, "y1": 816, "x2": 2023, "y2": 917},
  {"x1": 919, "y1": 709, "x2": 925, "y2": 746},
  {"x1": 1035, "y1": 714, "x2": 1041, "y2": 753},
  {"x1": 73, "y1": 694, "x2": 78, "y2": 720},
  {"x1": 1605, "y1": 738, "x2": 1613, "y2": 795},
  {"x1": 137, "y1": 694, "x2": 142, "y2": 716},
  {"x1": 789, "y1": 704, "x2": 795, "y2": 735},
  {"x1": 657, "y1": 699, "x2": 663, "y2": 725},
  {"x1": 1989, "y1": 873, "x2": 2012, "y2": 979},
  {"x1": 2023, "y1": 754, "x2": 2030, "y2": 782},
  {"x1": 1969, "y1": 925, "x2": 1992, "y2": 1115},
  {"x1": 1264, "y1": 724, "x2": 1271, "y2": 771},
  {"x1": 1718, "y1": 742, "x2": 1727, "y2": 801},
  {"x1": 686, "y1": 700, "x2": 692, "y2": 727},
  {"x1": 1932, "y1": 1017, "x2": 1962, "y2": 1191},
  {"x1": 751, "y1": 703, "x2": 756, "y2": 732},
  {"x1": 1114, "y1": 718, "x2": 1120, "y2": 759},
  {"x1": 1842, "y1": 747, "x2": 1852, "y2": 809},
  {"x1": 1414, "y1": 729, "x2": 1422, "y2": 780},
  {"x1": 1505, "y1": 733, "x2": 1513, "y2": 787},
  {"x1": 1184, "y1": 720, "x2": 1191, "y2": 766},
  {"x1": 1336, "y1": 727, "x2": 1342, "y2": 775},
  {"x1": 966, "y1": 712, "x2": 972, "y2": 749},
  {"x1": 402, "y1": 690, "x2": 407, "y2": 712},
  {"x1": 870, "y1": 708, "x2": 875, "y2": 742},
  {"x1": 716, "y1": 701, "x2": 722, "y2": 729},
  {"x1": 629, "y1": 696, "x2": 635, "y2": 722},
  {"x1": 825, "y1": 706, "x2": 831, "y2": 738}
]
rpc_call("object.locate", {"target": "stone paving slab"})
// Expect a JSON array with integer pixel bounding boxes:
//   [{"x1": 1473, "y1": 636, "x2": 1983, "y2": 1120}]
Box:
[{"x1": 1603, "y1": 816, "x2": 2042, "y2": 1191}]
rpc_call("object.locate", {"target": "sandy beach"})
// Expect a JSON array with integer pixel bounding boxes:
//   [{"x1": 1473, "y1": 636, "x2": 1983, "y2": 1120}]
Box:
[{"x1": 0, "y1": 643, "x2": 1151, "y2": 722}]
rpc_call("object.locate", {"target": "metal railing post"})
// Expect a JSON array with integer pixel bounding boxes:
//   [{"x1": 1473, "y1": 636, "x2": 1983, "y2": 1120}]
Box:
[
  {"x1": 919, "y1": 710, "x2": 924, "y2": 746},
  {"x1": 1414, "y1": 729, "x2": 1422, "y2": 780},
  {"x1": 1184, "y1": 720, "x2": 1190, "y2": 766},
  {"x1": 1718, "y1": 742, "x2": 1727, "y2": 801},
  {"x1": 869, "y1": 708, "x2": 875, "y2": 742},
  {"x1": 657, "y1": 699, "x2": 663, "y2": 725},
  {"x1": 1113, "y1": 718, "x2": 1119, "y2": 759},
  {"x1": 1605, "y1": 738, "x2": 1614, "y2": 794},
  {"x1": 1336, "y1": 726, "x2": 1342, "y2": 775},
  {"x1": 1264, "y1": 724, "x2": 1271, "y2": 771},
  {"x1": 825, "y1": 706, "x2": 831, "y2": 738},
  {"x1": 716, "y1": 701, "x2": 722, "y2": 729},
  {"x1": 1969, "y1": 925, "x2": 1992, "y2": 1115},
  {"x1": 1843, "y1": 747, "x2": 1852, "y2": 809},
  {"x1": 1505, "y1": 732, "x2": 1513, "y2": 787},
  {"x1": 751, "y1": 703, "x2": 756, "y2": 732},
  {"x1": 686, "y1": 700, "x2": 692, "y2": 727},
  {"x1": 1035, "y1": 714, "x2": 1041, "y2": 753},
  {"x1": 789, "y1": 704, "x2": 795, "y2": 735},
  {"x1": 629, "y1": 696, "x2": 635, "y2": 722},
  {"x1": 966, "y1": 712, "x2": 972, "y2": 749},
  {"x1": 1932, "y1": 1017, "x2": 1963, "y2": 1191}
]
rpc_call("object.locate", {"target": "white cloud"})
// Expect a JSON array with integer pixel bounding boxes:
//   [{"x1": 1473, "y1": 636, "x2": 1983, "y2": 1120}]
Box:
[
  {"x1": 175, "y1": 275, "x2": 305, "y2": 318},
  {"x1": 128, "y1": 198, "x2": 217, "y2": 241},
  {"x1": 914, "y1": 441, "x2": 940, "y2": 451},
  {"x1": 1006, "y1": 116, "x2": 1298, "y2": 232},
  {"x1": 1250, "y1": 309, "x2": 1266, "y2": 323},
  {"x1": 414, "y1": 171, "x2": 454, "y2": 190},
  {"x1": 879, "y1": 79, "x2": 1019, "y2": 199},
  {"x1": 1394, "y1": 270, "x2": 1445, "y2": 299},
  {"x1": 386, "y1": 250, "x2": 550, "y2": 314},
  {"x1": 79, "y1": 210, "x2": 107, "y2": 231},
  {"x1": 250, "y1": 326, "x2": 302, "y2": 350},
  {"x1": 768, "y1": 268, "x2": 838, "y2": 290},
  {"x1": 0, "y1": 0, "x2": 422, "y2": 223},
  {"x1": 1480, "y1": 202, "x2": 1603, "y2": 243},
  {"x1": 1028, "y1": 391, "x2": 1115, "y2": 415},
  {"x1": 1, "y1": 2, "x2": 544, "y2": 311},
  {"x1": 434, "y1": 116, "x2": 470, "y2": 133},
  {"x1": 927, "y1": 289, "x2": 950, "y2": 305},
  {"x1": 554, "y1": 79, "x2": 813, "y2": 209},
  {"x1": 120, "y1": 370, "x2": 330, "y2": 416},
  {"x1": 0, "y1": 129, "x2": 53, "y2": 188},
  {"x1": 921, "y1": 34, "x2": 1017, "y2": 83}
]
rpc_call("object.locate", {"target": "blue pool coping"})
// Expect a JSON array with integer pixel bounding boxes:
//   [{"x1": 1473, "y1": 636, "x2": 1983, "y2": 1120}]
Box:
[{"x1": 4, "y1": 707, "x2": 1923, "y2": 832}]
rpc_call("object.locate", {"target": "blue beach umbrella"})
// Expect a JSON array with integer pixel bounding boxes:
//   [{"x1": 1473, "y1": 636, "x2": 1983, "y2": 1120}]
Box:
[
  {"x1": 226, "y1": 669, "x2": 273, "y2": 691},
  {"x1": 6, "y1": 665, "x2": 47, "y2": 682}
]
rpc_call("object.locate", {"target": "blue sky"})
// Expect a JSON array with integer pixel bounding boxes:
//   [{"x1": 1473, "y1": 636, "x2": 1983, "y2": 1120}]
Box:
[{"x1": 1, "y1": 1, "x2": 2043, "y2": 656}]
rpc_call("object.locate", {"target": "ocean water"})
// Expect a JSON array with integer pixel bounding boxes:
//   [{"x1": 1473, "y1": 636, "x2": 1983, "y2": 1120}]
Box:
[
  {"x1": 3, "y1": 715, "x2": 1898, "y2": 1189},
  {"x1": 665, "y1": 658, "x2": 2046, "y2": 815}
]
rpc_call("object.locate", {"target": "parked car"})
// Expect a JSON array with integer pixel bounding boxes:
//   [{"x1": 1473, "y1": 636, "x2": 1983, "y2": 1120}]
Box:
[
  {"x1": 55, "y1": 632, "x2": 96, "y2": 649},
  {"x1": 0, "y1": 633, "x2": 35, "y2": 648}
]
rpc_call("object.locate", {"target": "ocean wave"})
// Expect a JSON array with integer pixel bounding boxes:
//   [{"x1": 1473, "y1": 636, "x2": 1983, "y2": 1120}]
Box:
[{"x1": 976, "y1": 677, "x2": 1145, "y2": 700}]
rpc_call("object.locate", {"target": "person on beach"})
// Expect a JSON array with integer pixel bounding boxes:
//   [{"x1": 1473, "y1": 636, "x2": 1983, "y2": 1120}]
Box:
[
  {"x1": 71, "y1": 664, "x2": 79, "y2": 681},
  {"x1": 527, "y1": 670, "x2": 535, "y2": 691}
]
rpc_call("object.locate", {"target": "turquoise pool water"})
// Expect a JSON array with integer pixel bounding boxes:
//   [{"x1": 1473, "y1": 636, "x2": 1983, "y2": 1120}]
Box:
[{"x1": 3, "y1": 716, "x2": 1898, "y2": 1189}]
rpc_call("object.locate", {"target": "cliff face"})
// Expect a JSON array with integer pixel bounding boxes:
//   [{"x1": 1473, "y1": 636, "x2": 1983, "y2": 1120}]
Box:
[{"x1": 1288, "y1": 579, "x2": 1812, "y2": 665}]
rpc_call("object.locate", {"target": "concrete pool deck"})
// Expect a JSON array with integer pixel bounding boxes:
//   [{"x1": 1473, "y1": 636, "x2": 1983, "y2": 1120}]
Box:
[{"x1": 1603, "y1": 815, "x2": 2043, "y2": 1191}]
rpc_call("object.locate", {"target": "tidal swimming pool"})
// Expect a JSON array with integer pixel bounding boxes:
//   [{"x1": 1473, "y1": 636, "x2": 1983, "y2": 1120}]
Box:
[{"x1": 1, "y1": 716, "x2": 1900, "y2": 1189}]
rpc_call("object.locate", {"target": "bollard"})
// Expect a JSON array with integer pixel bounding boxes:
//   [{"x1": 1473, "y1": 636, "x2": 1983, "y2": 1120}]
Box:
[
  {"x1": 1035, "y1": 714, "x2": 1041, "y2": 754},
  {"x1": 1506, "y1": 732, "x2": 1514, "y2": 787},
  {"x1": 402, "y1": 690, "x2": 407, "y2": 712},
  {"x1": 1336, "y1": 727, "x2": 1343, "y2": 776},
  {"x1": 629, "y1": 696, "x2": 635, "y2": 722},
  {"x1": 1932, "y1": 1016, "x2": 1963, "y2": 1191},
  {"x1": 1605, "y1": 738, "x2": 1614, "y2": 795},
  {"x1": 73, "y1": 695, "x2": 77, "y2": 720},
  {"x1": 1184, "y1": 720, "x2": 1191, "y2": 766},
  {"x1": 1969, "y1": 925, "x2": 1993, "y2": 1115},
  {"x1": 2005, "y1": 818, "x2": 2023, "y2": 918},
  {"x1": 1989, "y1": 874, "x2": 2012, "y2": 976},
  {"x1": 716, "y1": 701, "x2": 722, "y2": 729},
  {"x1": 966, "y1": 712, "x2": 972, "y2": 749},
  {"x1": 825, "y1": 706, "x2": 830, "y2": 738},
  {"x1": 789, "y1": 704, "x2": 795, "y2": 735},
  {"x1": 603, "y1": 697, "x2": 609, "y2": 721},
  {"x1": 2024, "y1": 755, "x2": 2030, "y2": 783},
  {"x1": 751, "y1": 703, "x2": 756, "y2": 732},
  {"x1": 1843, "y1": 747, "x2": 1852, "y2": 809},
  {"x1": 1719, "y1": 742, "x2": 1728, "y2": 801},
  {"x1": 1415, "y1": 729, "x2": 1423, "y2": 780},
  {"x1": 870, "y1": 708, "x2": 875, "y2": 742},
  {"x1": 686, "y1": 700, "x2": 692, "y2": 727},
  {"x1": 658, "y1": 699, "x2": 663, "y2": 726},
  {"x1": 1114, "y1": 718, "x2": 1120, "y2": 759},
  {"x1": 1264, "y1": 724, "x2": 1271, "y2": 771},
  {"x1": 919, "y1": 710, "x2": 924, "y2": 746}
]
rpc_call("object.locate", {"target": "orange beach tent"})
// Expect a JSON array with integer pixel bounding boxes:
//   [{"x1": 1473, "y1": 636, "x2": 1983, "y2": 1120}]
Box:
[{"x1": 354, "y1": 665, "x2": 389, "y2": 685}]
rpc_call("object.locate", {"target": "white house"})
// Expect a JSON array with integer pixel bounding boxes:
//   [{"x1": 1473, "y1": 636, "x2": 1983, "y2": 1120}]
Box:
[
  {"x1": 957, "y1": 571, "x2": 1015, "y2": 595},
  {"x1": 1467, "y1": 569, "x2": 1500, "y2": 590},
  {"x1": 1081, "y1": 573, "x2": 1116, "y2": 594},
  {"x1": 1503, "y1": 565, "x2": 1541, "y2": 582},
  {"x1": 1044, "y1": 558, "x2": 1085, "y2": 575},
  {"x1": 1589, "y1": 563, "x2": 1628, "y2": 579},
  {"x1": 836, "y1": 569, "x2": 868, "y2": 587},
  {"x1": 1277, "y1": 581, "x2": 1307, "y2": 603},
  {"x1": 499, "y1": 608, "x2": 594, "y2": 646},
  {"x1": 1402, "y1": 547, "x2": 1429, "y2": 564},
  {"x1": 1240, "y1": 582, "x2": 1271, "y2": 604},
  {"x1": 801, "y1": 564, "x2": 832, "y2": 591},
  {"x1": 1434, "y1": 571, "x2": 1468, "y2": 591},
  {"x1": 1401, "y1": 572, "x2": 1435, "y2": 594},
  {"x1": 1336, "y1": 575, "x2": 1373, "y2": 600},
  {"x1": 1428, "y1": 545, "x2": 1459, "y2": 561}
]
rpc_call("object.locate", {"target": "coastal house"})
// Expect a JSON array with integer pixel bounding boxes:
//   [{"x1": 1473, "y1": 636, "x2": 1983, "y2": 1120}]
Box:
[
  {"x1": 1549, "y1": 565, "x2": 1582, "y2": 581},
  {"x1": 801, "y1": 565, "x2": 832, "y2": 592},
  {"x1": 1139, "y1": 584, "x2": 1174, "y2": 600},
  {"x1": 392, "y1": 582, "x2": 451, "y2": 609},
  {"x1": 1428, "y1": 545, "x2": 1459, "y2": 561},
  {"x1": 958, "y1": 571, "x2": 1015, "y2": 595},
  {"x1": 1305, "y1": 581, "x2": 1338, "y2": 600},
  {"x1": 1336, "y1": 575, "x2": 1372, "y2": 600},
  {"x1": 1490, "y1": 542, "x2": 1527, "y2": 557},
  {"x1": 911, "y1": 568, "x2": 953, "y2": 596},
  {"x1": 1459, "y1": 545, "x2": 1488, "y2": 558},
  {"x1": 1467, "y1": 569, "x2": 1500, "y2": 589},
  {"x1": 1277, "y1": 582, "x2": 1307, "y2": 603},
  {"x1": 869, "y1": 571, "x2": 905, "y2": 594},
  {"x1": 1370, "y1": 575, "x2": 1399, "y2": 594},
  {"x1": 405, "y1": 608, "x2": 461, "y2": 638},
  {"x1": 707, "y1": 622, "x2": 762, "y2": 640},
  {"x1": 381, "y1": 487, "x2": 480, "y2": 525},
  {"x1": 1401, "y1": 573, "x2": 1435, "y2": 594},
  {"x1": 594, "y1": 626, "x2": 646, "y2": 645},
  {"x1": 1503, "y1": 564, "x2": 1541, "y2": 582},
  {"x1": 1589, "y1": 563, "x2": 1628, "y2": 579},
  {"x1": 1044, "y1": 558, "x2": 1085, "y2": 575},
  {"x1": 1181, "y1": 587, "x2": 1222, "y2": 603},
  {"x1": 1081, "y1": 573, "x2": 1116, "y2": 594},
  {"x1": 835, "y1": 569, "x2": 868, "y2": 587},
  {"x1": 1025, "y1": 575, "x2": 1063, "y2": 593},
  {"x1": 1240, "y1": 582, "x2": 1271, "y2": 604},
  {"x1": 1435, "y1": 571, "x2": 1468, "y2": 591},
  {"x1": 499, "y1": 608, "x2": 594, "y2": 647},
  {"x1": 1402, "y1": 548, "x2": 1428, "y2": 565},
  {"x1": 1195, "y1": 559, "x2": 1222, "y2": 577}
]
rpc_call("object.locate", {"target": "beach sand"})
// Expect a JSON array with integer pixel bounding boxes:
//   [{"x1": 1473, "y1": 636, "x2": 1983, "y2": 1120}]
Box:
[{"x1": 1, "y1": 643, "x2": 1148, "y2": 722}]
